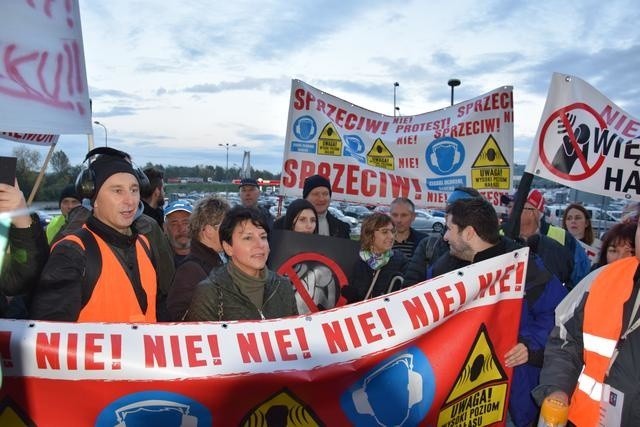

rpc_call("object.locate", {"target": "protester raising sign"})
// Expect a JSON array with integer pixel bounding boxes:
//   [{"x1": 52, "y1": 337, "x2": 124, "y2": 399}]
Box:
[
  {"x1": 0, "y1": 1, "x2": 91, "y2": 134},
  {"x1": 0, "y1": 249, "x2": 527, "y2": 426},
  {"x1": 280, "y1": 80, "x2": 514, "y2": 208},
  {"x1": 526, "y1": 73, "x2": 640, "y2": 201}
]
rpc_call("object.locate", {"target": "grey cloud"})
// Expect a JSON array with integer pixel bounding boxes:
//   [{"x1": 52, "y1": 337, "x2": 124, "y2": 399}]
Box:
[
  {"x1": 93, "y1": 106, "x2": 140, "y2": 117},
  {"x1": 183, "y1": 77, "x2": 289, "y2": 94},
  {"x1": 89, "y1": 88, "x2": 140, "y2": 100}
]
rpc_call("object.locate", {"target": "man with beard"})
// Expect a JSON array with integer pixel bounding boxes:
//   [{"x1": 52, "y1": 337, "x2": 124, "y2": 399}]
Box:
[{"x1": 430, "y1": 198, "x2": 567, "y2": 426}]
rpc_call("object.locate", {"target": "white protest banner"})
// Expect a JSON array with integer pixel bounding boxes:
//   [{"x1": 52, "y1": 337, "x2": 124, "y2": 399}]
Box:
[
  {"x1": 526, "y1": 73, "x2": 640, "y2": 200},
  {"x1": 0, "y1": 132, "x2": 59, "y2": 146},
  {"x1": 280, "y1": 80, "x2": 514, "y2": 208},
  {"x1": 0, "y1": 249, "x2": 528, "y2": 426},
  {"x1": 0, "y1": 0, "x2": 91, "y2": 134}
]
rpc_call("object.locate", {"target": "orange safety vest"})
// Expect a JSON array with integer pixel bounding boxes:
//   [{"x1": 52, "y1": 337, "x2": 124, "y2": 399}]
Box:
[
  {"x1": 58, "y1": 226, "x2": 157, "y2": 323},
  {"x1": 568, "y1": 256, "x2": 638, "y2": 426}
]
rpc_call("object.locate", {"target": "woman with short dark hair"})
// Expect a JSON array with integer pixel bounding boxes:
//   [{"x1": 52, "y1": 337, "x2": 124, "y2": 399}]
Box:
[{"x1": 185, "y1": 206, "x2": 297, "y2": 321}]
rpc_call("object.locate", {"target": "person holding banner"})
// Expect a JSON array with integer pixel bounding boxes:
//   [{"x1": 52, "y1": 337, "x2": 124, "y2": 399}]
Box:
[
  {"x1": 533, "y1": 213, "x2": 640, "y2": 426},
  {"x1": 502, "y1": 191, "x2": 575, "y2": 288},
  {"x1": 186, "y1": 206, "x2": 297, "y2": 321},
  {"x1": 0, "y1": 179, "x2": 48, "y2": 318},
  {"x1": 431, "y1": 198, "x2": 567, "y2": 427},
  {"x1": 302, "y1": 174, "x2": 350, "y2": 238},
  {"x1": 30, "y1": 148, "x2": 159, "y2": 322},
  {"x1": 342, "y1": 213, "x2": 407, "y2": 303},
  {"x1": 404, "y1": 187, "x2": 481, "y2": 286}
]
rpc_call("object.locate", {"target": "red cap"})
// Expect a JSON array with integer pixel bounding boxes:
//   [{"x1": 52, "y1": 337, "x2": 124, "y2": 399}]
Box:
[{"x1": 527, "y1": 189, "x2": 545, "y2": 213}]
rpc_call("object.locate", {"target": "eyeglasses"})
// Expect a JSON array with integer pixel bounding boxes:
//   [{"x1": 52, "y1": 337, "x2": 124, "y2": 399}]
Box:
[
  {"x1": 376, "y1": 227, "x2": 396, "y2": 235},
  {"x1": 522, "y1": 207, "x2": 537, "y2": 212}
]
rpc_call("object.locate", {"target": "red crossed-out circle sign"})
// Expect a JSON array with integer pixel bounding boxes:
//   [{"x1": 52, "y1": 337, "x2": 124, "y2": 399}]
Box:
[
  {"x1": 538, "y1": 102, "x2": 607, "y2": 181},
  {"x1": 277, "y1": 252, "x2": 349, "y2": 313}
]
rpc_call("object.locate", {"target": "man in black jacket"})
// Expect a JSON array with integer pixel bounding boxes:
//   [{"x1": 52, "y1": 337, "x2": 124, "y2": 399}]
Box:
[
  {"x1": 302, "y1": 174, "x2": 350, "y2": 238},
  {"x1": 31, "y1": 148, "x2": 159, "y2": 322}
]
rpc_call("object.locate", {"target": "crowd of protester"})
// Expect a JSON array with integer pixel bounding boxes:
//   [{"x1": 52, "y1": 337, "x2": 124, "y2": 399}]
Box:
[{"x1": 1, "y1": 147, "x2": 639, "y2": 425}]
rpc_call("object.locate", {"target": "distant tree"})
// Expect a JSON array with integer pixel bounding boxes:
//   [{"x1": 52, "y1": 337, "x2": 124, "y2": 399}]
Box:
[
  {"x1": 12, "y1": 146, "x2": 41, "y2": 192},
  {"x1": 50, "y1": 150, "x2": 71, "y2": 175}
]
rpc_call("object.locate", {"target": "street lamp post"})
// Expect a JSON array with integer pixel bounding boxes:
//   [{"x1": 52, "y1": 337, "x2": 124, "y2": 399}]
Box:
[
  {"x1": 393, "y1": 82, "x2": 400, "y2": 117},
  {"x1": 93, "y1": 121, "x2": 108, "y2": 147},
  {"x1": 218, "y1": 143, "x2": 237, "y2": 181},
  {"x1": 447, "y1": 79, "x2": 461, "y2": 106}
]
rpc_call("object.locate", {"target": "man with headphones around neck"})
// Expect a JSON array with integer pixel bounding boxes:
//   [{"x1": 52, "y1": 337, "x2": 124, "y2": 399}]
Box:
[{"x1": 30, "y1": 148, "x2": 159, "y2": 322}]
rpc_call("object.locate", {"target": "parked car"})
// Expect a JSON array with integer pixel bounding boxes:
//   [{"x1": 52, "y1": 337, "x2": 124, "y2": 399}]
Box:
[
  {"x1": 343, "y1": 205, "x2": 373, "y2": 220},
  {"x1": 328, "y1": 207, "x2": 358, "y2": 228},
  {"x1": 414, "y1": 209, "x2": 446, "y2": 233}
]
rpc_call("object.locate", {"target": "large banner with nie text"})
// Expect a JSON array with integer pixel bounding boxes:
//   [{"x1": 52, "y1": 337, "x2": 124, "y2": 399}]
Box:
[
  {"x1": 280, "y1": 80, "x2": 514, "y2": 208},
  {"x1": 0, "y1": 250, "x2": 527, "y2": 426}
]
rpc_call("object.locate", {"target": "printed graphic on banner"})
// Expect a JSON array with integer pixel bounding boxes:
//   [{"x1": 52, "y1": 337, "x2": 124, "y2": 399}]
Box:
[
  {"x1": 0, "y1": 397, "x2": 34, "y2": 426},
  {"x1": 95, "y1": 391, "x2": 212, "y2": 427},
  {"x1": 291, "y1": 115, "x2": 319, "y2": 153},
  {"x1": 293, "y1": 116, "x2": 318, "y2": 141},
  {"x1": 341, "y1": 347, "x2": 435, "y2": 426},
  {"x1": 317, "y1": 123, "x2": 343, "y2": 156},
  {"x1": 471, "y1": 135, "x2": 510, "y2": 189},
  {"x1": 367, "y1": 138, "x2": 394, "y2": 170},
  {"x1": 538, "y1": 104, "x2": 606, "y2": 181},
  {"x1": 526, "y1": 73, "x2": 640, "y2": 201},
  {"x1": 241, "y1": 388, "x2": 323, "y2": 426},
  {"x1": 426, "y1": 137, "x2": 465, "y2": 175},
  {"x1": 282, "y1": 80, "x2": 514, "y2": 207},
  {"x1": 438, "y1": 324, "x2": 507, "y2": 426},
  {"x1": 268, "y1": 230, "x2": 359, "y2": 314},
  {"x1": 343, "y1": 135, "x2": 366, "y2": 164}
]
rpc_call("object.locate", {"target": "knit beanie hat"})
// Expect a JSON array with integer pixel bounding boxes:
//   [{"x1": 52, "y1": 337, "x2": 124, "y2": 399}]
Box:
[
  {"x1": 283, "y1": 198, "x2": 318, "y2": 231},
  {"x1": 91, "y1": 154, "x2": 137, "y2": 197},
  {"x1": 303, "y1": 174, "x2": 332, "y2": 199},
  {"x1": 59, "y1": 184, "x2": 81, "y2": 207}
]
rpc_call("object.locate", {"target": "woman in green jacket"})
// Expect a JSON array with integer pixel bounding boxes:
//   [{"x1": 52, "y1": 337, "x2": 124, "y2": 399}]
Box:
[{"x1": 186, "y1": 205, "x2": 298, "y2": 321}]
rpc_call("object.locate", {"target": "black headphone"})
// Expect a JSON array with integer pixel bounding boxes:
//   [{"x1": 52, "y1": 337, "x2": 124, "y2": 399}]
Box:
[{"x1": 75, "y1": 147, "x2": 150, "y2": 199}]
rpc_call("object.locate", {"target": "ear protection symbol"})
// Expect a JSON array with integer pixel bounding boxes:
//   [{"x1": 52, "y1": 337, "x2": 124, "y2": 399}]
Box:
[
  {"x1": 352, "y1": 353, "x2": 423, "y2": 425},
  {"x1": 75, "y1": 147, "x2": 150, "y2": 199},
  {"x1": 430, "y1": 140, "x2": 461, "y2": 173}
]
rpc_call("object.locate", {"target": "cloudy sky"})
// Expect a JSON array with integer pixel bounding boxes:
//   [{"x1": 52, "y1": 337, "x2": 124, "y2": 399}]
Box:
[{"x1": 3, "y1": 0, "x2": 640, "y2": 173}]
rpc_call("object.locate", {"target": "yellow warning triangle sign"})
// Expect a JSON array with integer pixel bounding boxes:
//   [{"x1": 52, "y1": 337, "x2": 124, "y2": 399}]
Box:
[
  {"x1": 366, "y1": 138, "x2": 394, "y2": 170},
  {"x1": 444, "y1": 324, "x2": 508, "y2": 404},
  {"x1": 317, "y1": 122, "x2": 343, "y2": 156},
  {"x1": 367, "y1": 138, "x2": 393, "y2": 158},
  {"x1": 472, "y1": 134, "x2": 509, "y2": 167},
  {"x1": 240, "y1": 388, "x2": 322, "y2": 426}
]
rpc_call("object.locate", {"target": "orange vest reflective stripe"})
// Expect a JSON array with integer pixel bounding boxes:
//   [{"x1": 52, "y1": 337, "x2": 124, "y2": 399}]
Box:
[
  {"x1": 60, "y1": 227, "x2": 157, "y2": 323},
  {"x1": 568, "y1": 256, "x2": 638, "y2": 426}
]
